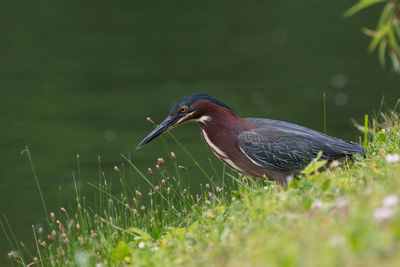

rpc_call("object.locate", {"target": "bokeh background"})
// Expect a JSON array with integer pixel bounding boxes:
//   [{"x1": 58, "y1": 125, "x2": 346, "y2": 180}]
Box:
[{"x1": 0, "y1": 0, "x2": 399, "y2": 263}]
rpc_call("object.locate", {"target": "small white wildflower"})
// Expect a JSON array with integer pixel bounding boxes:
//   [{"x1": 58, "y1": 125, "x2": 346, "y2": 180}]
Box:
[
  {"x1": 286, "y1": 175, "x2": 294, "y2": 182},
  {"x1": 330, "y1": 160, "x2": 340, "y2": 169},
  {"x1": 386, "y1": 153, "x2": 399, "y2": 164},
  {"x1": 138, "y1": 242, "x2": 145, "y2": 249},
  {"x1": 383, "y1": 195, "x2": 398, "y2": 208},
  {"x1": 374, "y1": 207, "x2": 396, "y2": 223},
  {"x1": 263, "y1": 184, "x2": 276, "y2": 190},
  {"x1": 311, "y1": 199, "x2": 323, "y2": 209},
  {"x1": 205, "y1": 200, "x2": 211, "y2": 205},
  {"x1": 335, "y1": 197, "x2": 349, "y2": 209},
  {"x1": 327, "y1": 235, "x2": 345, "y2": 247}
]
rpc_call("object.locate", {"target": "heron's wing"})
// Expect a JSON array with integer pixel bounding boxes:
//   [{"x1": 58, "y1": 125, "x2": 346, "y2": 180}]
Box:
[{"x1": 238, "y1": 121, "x2": 364, "y2": 171}]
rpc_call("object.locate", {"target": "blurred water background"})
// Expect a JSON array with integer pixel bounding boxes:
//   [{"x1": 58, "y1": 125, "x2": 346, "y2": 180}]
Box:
[{"x1": 0, "y1": 0, "x2": 399, "y2": 263}]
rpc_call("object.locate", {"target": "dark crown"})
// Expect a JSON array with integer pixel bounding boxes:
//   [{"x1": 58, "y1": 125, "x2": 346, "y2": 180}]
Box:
[{"x1": 175, "y1": 93, "x2": 238, "y2": 115}]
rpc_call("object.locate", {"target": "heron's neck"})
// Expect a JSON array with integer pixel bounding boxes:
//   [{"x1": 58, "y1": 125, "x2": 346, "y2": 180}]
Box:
[{"x1": 199, "y1": 108, "x2": 244, "y2": 136}]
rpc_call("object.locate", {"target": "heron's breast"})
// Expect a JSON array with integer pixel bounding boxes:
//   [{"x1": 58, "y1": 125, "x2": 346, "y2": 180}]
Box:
[{"x1": 200, "y1": 129, "x2": 245, "y2": 173}]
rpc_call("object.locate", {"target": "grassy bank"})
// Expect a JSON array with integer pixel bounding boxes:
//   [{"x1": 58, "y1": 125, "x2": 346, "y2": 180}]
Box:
[{"x1": 2, "y1": 110, "x2": 400, "y2": 266}]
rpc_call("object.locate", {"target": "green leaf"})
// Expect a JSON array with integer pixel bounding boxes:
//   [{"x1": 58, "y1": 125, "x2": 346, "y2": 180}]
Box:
[
  {"x1": 127, "y1": 227, "x2": 152, "y2": 240},
  {"x1": 377, "y1": 2, "x2": 393, "y2": 28},
  {"x1": 378, "y1": 39, "x2": 387, "y2": 66},
  {"x1": 112, "y1": 241, "x2": 130, "y2": 262},
  {"x1": 389, "y1": 52, "x2": 400, "y2": 72},
  {"x1": 344, "y1": 0, "x2": 387, "y2": 17},
  {"x1": 387, "y1": 24, "x2": 400, "y2": 54},
  {"x1": 301, "y1": 151, "x2": 328, "y2": 176},
  {"x1": 367, "y1": 22, "x2": 391, "y2": 52},
  {"x1": 321, "y1": 179, "x2": 331, "y2": 191}
]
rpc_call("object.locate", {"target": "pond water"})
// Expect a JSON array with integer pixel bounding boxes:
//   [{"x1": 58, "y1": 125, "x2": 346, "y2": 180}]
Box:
[{"x1": 0, "y1": 0, "x2": 399, "y2": 263}]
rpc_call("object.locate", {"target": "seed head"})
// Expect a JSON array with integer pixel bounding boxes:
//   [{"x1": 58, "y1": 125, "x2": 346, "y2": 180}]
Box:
[
  {"x1": 161, "y1": 179, "x2": 166, "y2": 186},
  {"x1": 208, "y1": 192, "x2": 213, "y2": 199},
  {"x1": 38, "y1": 227, "x2": 43, "y2": 235},
  {"x1": 205, "y1": 184, "x2": 210, "y2": 190},
  {"x1": 171, "y1": 152, "x2": 176, "y2": 160},
  {"x1": 141, "y1": 205, "x2": 146, "y2": 212},
  {"x1": 50, "y1": 212, "x2": 55, "y2": 222},
  {"x1": 8, "y1": 251, "x2": 15, "y2": 261},
  {"x1": 156, "y1": 164, "x2": 161, "y2": 171},
  {"x1": 61, "y1": 207, "x2": 67, "y2": 213},
  {"x1": 155, "y1": 186, "x2": 160, "y2": 193},
  {"x1": 39, "y1": 240, "x2": 47, "y2": 248},
  {"x1": 183, "y1": 188, "x2": 187, "y2": 196},
  {"x1": 91, "y1": 230, "x2": 98, "y2": 239},
  {"x1": 114, "y1": 166, "x2": 120, "y2": 173},
  {"x1": 76, "y1": 154, "x2": 80, "y2": 159},
  {"x1": 76, "y1": 223, "x2": 81, "y2": 231},
  {"x1": 34, "y1": 257, "x2": 39, "y2": 263},
  {"x1": 148, "y1": 168, "x2": 154, "y2": 176},
  {"x1": 167, "y1": 187, "x2": 171, "y2": 196},
  {"x1": 178, "y1": 165, "x2": 187, "y2": 170},
  {"x1": 183, "y1": 209, "x2": 187, "y2": 217},
  {"x1": 133, "y1": 209, "x2": 139, "y2": 217},
  {"x1": 133, "y1": 197, "x2": 137, "y2": 205},
  {"x1": 136, "y1": 190, "x2": 142, "y2": 199},
  {"x1": 77, "y1": 203, "x2": 82, "y2": 210},
  {"x1": 56, "y1": 220, "x2": 65, "y2": 233},
  {"x1": 216, "y1": 187, "x2": 222, "y2": 193},
  {"x1": 147, "y1": 117, "x2": 154, "y2": 125},
  {"x1": 78, "y1": 236, "x2": 84, "y2": 245},
  {"x1": 49, "y1": 230, "x2": 56, "y2": 241},
  {"x1": 157, "y1": 158, "x2": 165, "y2": 166},
  {"x1": 125, "y1": 203, "x2": 130, "y2": 209}
]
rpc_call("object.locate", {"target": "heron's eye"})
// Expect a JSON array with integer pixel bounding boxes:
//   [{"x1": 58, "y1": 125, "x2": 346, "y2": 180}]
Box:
[{"x1": 179, "y1": 106, "x2": 188, "y2": 113}]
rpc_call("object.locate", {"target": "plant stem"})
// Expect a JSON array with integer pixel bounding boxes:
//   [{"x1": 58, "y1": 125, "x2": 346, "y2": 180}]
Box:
[{"x1": 21, "y1": 146, "x2": 48, "y2": 219}]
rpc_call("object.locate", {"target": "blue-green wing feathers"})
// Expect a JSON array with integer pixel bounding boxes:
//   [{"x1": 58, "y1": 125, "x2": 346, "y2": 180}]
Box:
[{"x1": 239, "y1": 119, "x2": 365, "y2": 171}]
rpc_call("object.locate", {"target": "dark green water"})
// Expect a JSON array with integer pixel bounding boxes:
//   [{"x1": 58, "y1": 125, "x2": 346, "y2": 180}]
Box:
[{"x1": 0, "y1": 0, "x2": 399, "y2": 263}]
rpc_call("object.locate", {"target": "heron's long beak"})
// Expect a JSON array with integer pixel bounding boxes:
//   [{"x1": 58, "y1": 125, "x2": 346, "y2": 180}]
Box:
[{"x1": 136, "y1": 115, "x2": 178, "y2": 150}]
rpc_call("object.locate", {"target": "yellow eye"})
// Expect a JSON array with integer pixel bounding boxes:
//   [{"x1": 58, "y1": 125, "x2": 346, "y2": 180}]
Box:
[{"x1": 179, "y1": 106, "x2": 187, "y2": 113}]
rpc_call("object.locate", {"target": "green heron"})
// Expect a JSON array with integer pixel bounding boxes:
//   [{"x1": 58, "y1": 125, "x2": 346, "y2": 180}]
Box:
[{"x1": 136, "y1": 93, "x2": 365, "y2": 185}]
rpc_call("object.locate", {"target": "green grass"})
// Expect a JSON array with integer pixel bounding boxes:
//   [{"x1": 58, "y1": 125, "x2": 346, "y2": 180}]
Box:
[{"x1": 2, "y1": 110, "x2": 400, "y2": 266}]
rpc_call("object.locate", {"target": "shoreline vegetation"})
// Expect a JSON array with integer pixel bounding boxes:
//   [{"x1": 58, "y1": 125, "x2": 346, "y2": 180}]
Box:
[{"x1": 2, "y1": 108, "x2": 400, "y2": 266}]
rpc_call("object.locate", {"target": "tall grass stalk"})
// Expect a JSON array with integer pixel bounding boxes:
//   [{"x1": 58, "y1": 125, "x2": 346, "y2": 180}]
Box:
[
  {"x1": 364, "y1": 114, "x2": 369, "y2": 148},
  {"x1": 21, "y1": 146, "x2": 48, "y2": 219},
  {"x1": 167, "y1": 132, "x2": 213, "y2": 182},
  {"x1": 323, "y1": 92, "x2": 327, "y2": 134},
  {"x1": 32, "y1": 225, "x2": 44, "y2": 267}
]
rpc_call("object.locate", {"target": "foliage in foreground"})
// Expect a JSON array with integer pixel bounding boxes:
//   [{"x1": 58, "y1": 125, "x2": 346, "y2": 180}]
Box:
[
  {"x1": 2, "y1": 110, "x2": 400, "y2": 266},
  {"x1": 345, "y1": 0, "x2": 400, "y2": 72}
]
